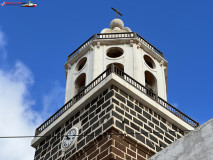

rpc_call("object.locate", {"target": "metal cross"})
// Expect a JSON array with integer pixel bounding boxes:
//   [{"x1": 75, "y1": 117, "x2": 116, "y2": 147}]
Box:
[{"x1": 111, "y1": 8, "x2": 122, "y2": 18}]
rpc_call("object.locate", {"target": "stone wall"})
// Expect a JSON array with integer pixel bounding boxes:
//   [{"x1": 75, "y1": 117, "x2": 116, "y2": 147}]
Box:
[
  {"x1": 34, "y1": 85, "x2": 186, "y2": 160},
  {"x1": 34, "y1": 87, "x2": 114, "y2": 160},
  {"x1": 69, "y1": 128, "x2": 155, "y2": 160},
  {"x1": 111, "y1": 86, "x2": 184, "y2": 154}
]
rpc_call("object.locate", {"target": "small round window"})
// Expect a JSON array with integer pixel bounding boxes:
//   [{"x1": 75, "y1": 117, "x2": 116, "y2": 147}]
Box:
[
  {"x1": 76, "y1": 57, "x2": 87, "y2": 71},
  {"x1": 144, "y1": 55, "x2": 155, "y2": 69},
  {"x1": 107, "y1": 47, "x2": 123, "y2": 58}
]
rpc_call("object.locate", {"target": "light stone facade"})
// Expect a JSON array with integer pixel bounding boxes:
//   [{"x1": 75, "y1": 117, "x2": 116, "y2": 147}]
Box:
[
  {"x1": 64, "y1": 19, "x2": 168, "y2": 103},
  {"x1": 65, "y1": 40, "x2": 167, "y2": 102}
]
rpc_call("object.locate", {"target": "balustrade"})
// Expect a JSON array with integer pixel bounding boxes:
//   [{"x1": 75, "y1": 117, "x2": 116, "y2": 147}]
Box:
[{"x1": 35, "y1": 65, "x2": 199, "y2": 135}]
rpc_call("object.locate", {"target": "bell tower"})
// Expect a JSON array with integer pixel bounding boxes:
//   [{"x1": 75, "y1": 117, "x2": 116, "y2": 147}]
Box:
[
  {"x1": 31, "y1": 17, "x2": 199, "y2": 160},
  {"x1": 65, "y1": 18, "x2": 167, "y2": 103}
]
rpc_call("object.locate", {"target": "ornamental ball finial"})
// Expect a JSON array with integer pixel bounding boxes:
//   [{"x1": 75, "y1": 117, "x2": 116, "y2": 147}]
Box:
[{"x1": 110, "y1": 18, "x2": 124, "y2": 30}]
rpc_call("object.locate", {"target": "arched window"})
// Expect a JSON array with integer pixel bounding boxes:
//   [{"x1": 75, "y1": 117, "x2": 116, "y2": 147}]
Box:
[
  {"x1": 107, "y1": 63, "x2": 124, "y2": 71},
  {"x1": 145, "y1": 71, "x2": 157, "y2": 97},
  {"x1": 106, "y1": 63, "x2": 124, "y2": 77},
  {"x1": 75, "y1": 73, "x2": 86, "y2": 94}
]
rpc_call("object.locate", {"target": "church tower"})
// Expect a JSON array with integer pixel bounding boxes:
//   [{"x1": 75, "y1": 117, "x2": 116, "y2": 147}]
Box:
[{"x1": 32, "y1": 16, "x2": 199, "y2": 160}]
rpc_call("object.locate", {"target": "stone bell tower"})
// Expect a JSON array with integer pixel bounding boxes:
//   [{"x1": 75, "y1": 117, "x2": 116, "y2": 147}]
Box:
[{"x1": 31, "y1": 17, "x2": 199, "y2": 160}]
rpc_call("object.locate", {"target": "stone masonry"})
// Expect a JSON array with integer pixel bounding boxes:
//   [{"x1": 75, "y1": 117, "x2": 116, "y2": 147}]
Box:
[
  {"x1": 68, "y1": 128, "x2": 155, "y2": 160},
  {"x1": 34, "y1": 85, "x2": 185, "y2": 160}
]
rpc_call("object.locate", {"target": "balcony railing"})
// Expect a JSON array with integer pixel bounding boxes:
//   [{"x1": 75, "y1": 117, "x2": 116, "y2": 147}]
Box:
[
  {"x1": 35, "y1": 68, "x2": 110, "y2": 135},
  {"x1": 67, "y1": 32, "x2": 164, "y2": 61},
  {"x1": 35, "y1": 65, "x2": 199, "y2": 135}
]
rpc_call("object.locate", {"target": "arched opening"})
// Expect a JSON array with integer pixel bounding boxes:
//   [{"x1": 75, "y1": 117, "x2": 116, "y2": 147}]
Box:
[
  {"x1": 76, "y1": 57, "x2": 87, "y2": 71},
  {"x1": 106, "y1": 63, "x2": 124, "y2": 77},
  {"x1": 145, "y1": 71, "x2": 157, "y2": 97},
  {"x1": 144, "y1": 55, "x2": 155, "y2": 69},
  {"x1": 107, "y1": 63, "x2": 124, "y2": 71},
  {"x1": 106, "y1": 47, "x2": 123, "y2": 58},
  {"x1": 75, "y1": 73, "x2": 86, "y2": 94}
]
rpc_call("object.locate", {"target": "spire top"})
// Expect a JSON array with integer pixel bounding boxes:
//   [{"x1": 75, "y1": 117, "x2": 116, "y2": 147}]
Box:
[{"x1": 111, "y1": 7, "x2": 122, "y2": 18}]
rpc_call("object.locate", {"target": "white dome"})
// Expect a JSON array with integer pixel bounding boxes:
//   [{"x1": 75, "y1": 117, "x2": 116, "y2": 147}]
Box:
[{"x1": 110, "y1": 18, "x2": 124, "y2": 30}]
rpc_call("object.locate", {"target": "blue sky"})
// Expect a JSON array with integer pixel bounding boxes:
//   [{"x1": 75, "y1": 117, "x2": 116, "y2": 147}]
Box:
[{"x1": 0, "y1": 0, "x2": 213, "y2": 159}]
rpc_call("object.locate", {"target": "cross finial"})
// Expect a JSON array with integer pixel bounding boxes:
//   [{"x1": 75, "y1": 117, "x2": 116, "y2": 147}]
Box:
[{"x1": 111, "y1": 7, "x2": 122, "y2": 18}]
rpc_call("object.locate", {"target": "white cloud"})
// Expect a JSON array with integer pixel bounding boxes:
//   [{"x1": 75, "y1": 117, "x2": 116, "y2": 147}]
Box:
[
  {"x1": 0, "y1": 28, "x2": 42, "y2": 160},
  {"x1": 0, "y1": 61, "x2": 43, "y2": 160},
  {"x1": 0, "y1": 28, "x2": 65, "y2": 160}
]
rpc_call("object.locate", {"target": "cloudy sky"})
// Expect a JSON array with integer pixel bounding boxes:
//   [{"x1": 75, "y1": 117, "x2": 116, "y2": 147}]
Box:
[{"x1": 0, "y1": 0, "x2": 213, "y2": 159}]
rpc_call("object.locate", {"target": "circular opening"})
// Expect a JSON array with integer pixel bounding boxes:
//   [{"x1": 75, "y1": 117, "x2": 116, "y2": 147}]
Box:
[
  {"x1": 76, "y1": 57, "x2": 87, "y2": 71},
  {"x1": 107, "y1": 47, "x2": 123, "y2": 58},
  {"x1": 144, "y1": 55, "x2": 155, "y2": 69}
]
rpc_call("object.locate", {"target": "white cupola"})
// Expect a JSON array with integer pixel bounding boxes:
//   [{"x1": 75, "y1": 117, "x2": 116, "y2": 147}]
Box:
[{"x1": 64, "y1": 18, "x2": 167, "y2": 103}]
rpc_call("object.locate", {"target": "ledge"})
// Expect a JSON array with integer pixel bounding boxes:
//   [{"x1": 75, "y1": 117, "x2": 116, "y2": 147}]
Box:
[{"x1": 32, "y1": 68, "x2": 198, "y2": 147}]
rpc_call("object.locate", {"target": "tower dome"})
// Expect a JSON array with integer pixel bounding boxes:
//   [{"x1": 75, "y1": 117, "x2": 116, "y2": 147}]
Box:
[
  {"x1": 101, "y1": 18, "x2": 131, "y2": 33},
  {"x1": 110, "y1": 18, "x2": 124, "y2": 30}
]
